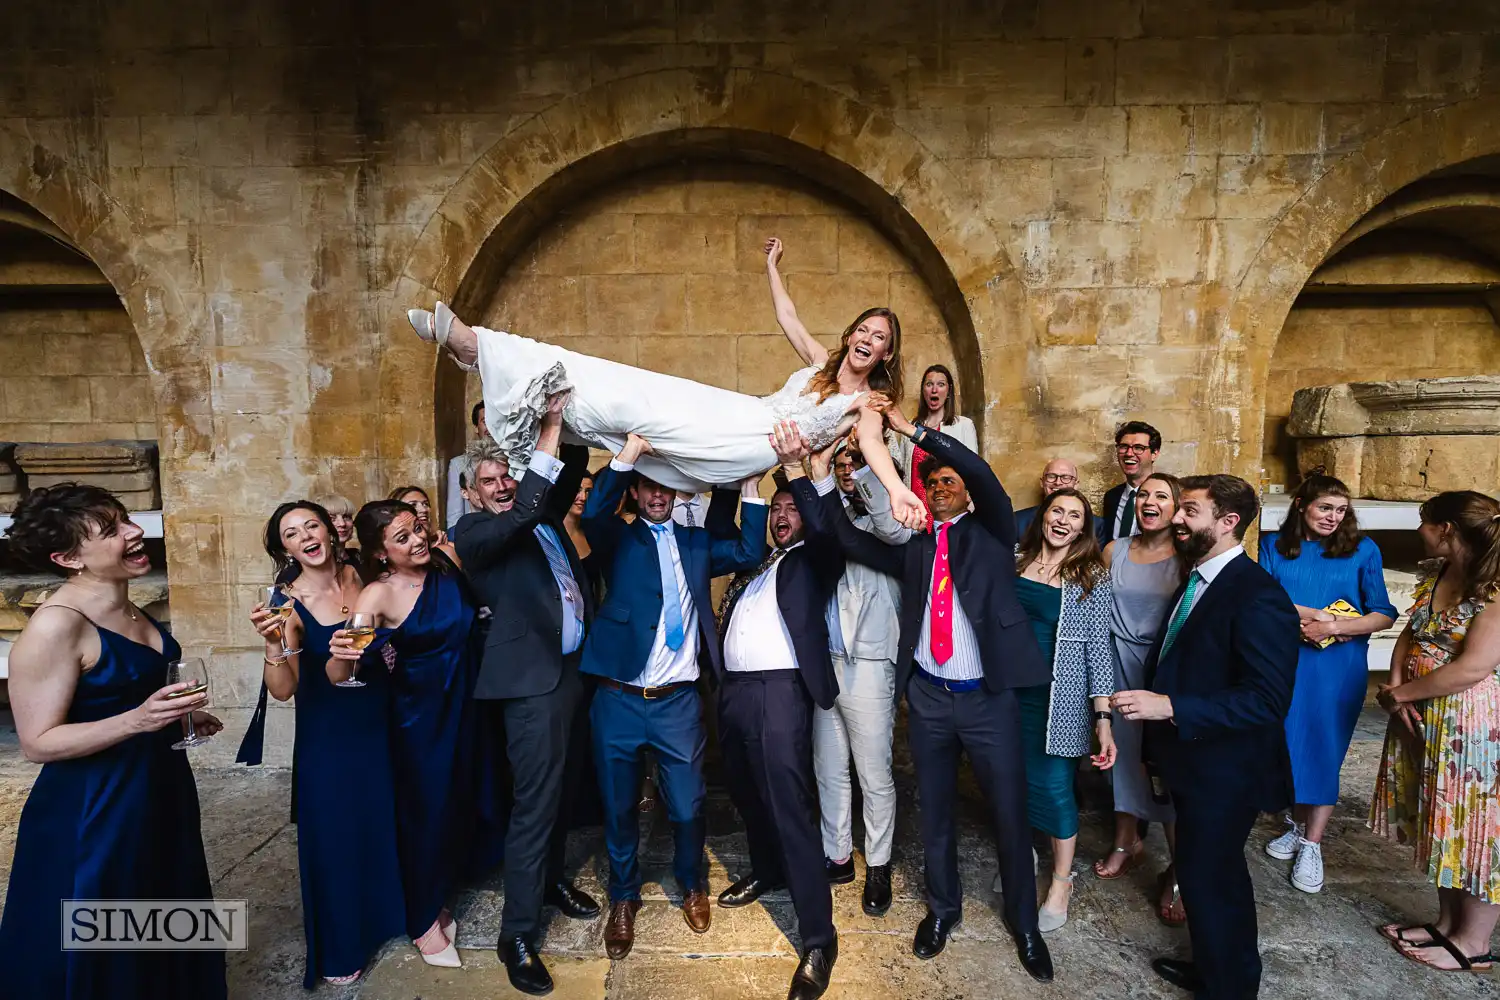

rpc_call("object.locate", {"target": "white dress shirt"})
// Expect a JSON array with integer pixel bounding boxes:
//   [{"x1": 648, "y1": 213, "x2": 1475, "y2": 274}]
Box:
[
  {"x1": 913, "y1": 512, "x2": 985, "y2": 682},
  {"x1": 724, "y1": 542, "x2": 801, "y2": 673},
  {"x1": 527, "y1": 451, "x2": 584, "y2": 655},
  {"x1": 1169, "y1": 544, "x2": 1245, "y2": 623},
  {"x1": 1113, "y1": 483, "x2": 1143, "y2": 541},
  {"x1": 633, "y1": 517, "x2": 700, "y2": 688},
  {"x1": 671, "y1": 493, "x2": 712, "y2": 529},
  {"x1": 445, "y1": 454, "x2": 475, "y2": 529}
]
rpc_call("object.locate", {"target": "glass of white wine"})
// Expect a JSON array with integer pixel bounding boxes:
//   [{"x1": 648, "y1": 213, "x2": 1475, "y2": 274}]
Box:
[
  {"x1": 262, "y1": 585, "x2": 294, "y2": 642},
  {"x1": 167, "y1": 657, "x2": 212, "y2": 750},
  {"x1": 336, "y1": 612, "x2": 375, "y2": 689}
]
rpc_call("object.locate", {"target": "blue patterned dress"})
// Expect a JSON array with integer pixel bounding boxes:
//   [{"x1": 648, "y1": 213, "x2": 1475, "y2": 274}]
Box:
[{"x1": 1260, "y1": 535, "x2": 1396, "y2": 806}]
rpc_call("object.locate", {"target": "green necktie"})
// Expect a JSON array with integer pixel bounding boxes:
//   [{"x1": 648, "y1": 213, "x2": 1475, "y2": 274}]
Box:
[{"x1": 1159, "y1": 570, "x2": 1202, "y2": 658}]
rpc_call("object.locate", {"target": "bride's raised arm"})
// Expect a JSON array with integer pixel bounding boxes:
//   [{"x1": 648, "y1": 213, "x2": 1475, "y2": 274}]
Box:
[
  {"x1": 764, "y1": 237, "x2": 829, "y2": 368},
  {"x1": 853, "y1": 400, "x2": 926, "y2": 530}
]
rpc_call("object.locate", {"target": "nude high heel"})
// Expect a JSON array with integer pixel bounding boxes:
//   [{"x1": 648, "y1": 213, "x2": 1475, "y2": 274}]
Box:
[
  {"x1": 406, "y1": 301, "x2": 476, "y2": 371},
  {"x1": 416, "y1": 919, "x2": 462, "y2": 968}
]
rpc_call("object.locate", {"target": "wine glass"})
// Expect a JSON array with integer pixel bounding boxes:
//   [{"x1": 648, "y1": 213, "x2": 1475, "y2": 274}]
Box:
[
  {"x1": 336, "y1": 612, "x2": 375, "y2": 688},
  {"x1": 262, "y1": 585, "x2": 294, "y2": 644},
  {"x1": 167, "y1": 657, "x2": 212, "y2": 750}
]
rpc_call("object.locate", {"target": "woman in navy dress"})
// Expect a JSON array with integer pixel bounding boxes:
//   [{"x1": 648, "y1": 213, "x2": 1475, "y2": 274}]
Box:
[
  {"x1": 0, "y1": 485, "x2": 226, "y2": 1000},
  {"x1": 240, "y1": 501, "x2": 405, "y2": 986},
  {"x1": 330, "y1": 500, "x2": 479, "y2": 969},
  {"x1": 1259, "y1": 474, "x2": 1396, "y2": 894}
]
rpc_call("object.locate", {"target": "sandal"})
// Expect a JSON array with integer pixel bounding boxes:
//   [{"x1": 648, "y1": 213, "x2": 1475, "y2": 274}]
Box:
[
  {"x1": 1380, "y1": 922, "x2": 1439, "y2": 946},
  {"x1": 1156, "y1": 868, "x2": 1187, "y2": 928},
  {"x1": 1092, "y1": 841, "x2": 1144, "y2": 880},
  {"x1": 1394, "y1": 928, "x2": 1494, "y2": 973}
]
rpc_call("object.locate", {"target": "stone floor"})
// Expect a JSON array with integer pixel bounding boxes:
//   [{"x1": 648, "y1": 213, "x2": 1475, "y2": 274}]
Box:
[{"x1": 0, "y1": 708, "x2": 1497, "y2": 999}]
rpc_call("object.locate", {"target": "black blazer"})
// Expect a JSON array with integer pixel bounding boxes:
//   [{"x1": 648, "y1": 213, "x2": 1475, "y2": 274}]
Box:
[
  {"x1": 794, "y1": 428, "x2": 1050, "y2": 699},
  {"x1": 721, "y1": 532, "x2": 843, "y2": 711},
  {"x1": 1096, "y1": 481, "x2": 1128, "y2": 546},
  {"x1": 1142, "y1": 552, "x2": 1299, "y2": 811},
  {"x1": 454, "y1": 452, "x2": 596, "y2": 701}
]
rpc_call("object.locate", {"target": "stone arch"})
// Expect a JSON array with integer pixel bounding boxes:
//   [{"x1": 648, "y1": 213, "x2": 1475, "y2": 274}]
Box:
[
  {"x1": 392, "y1": 68, "x2": 1027, "y2": 477},
  {"x1": 1224, "y1": 96, "x2": 1500, "y2": 478}
]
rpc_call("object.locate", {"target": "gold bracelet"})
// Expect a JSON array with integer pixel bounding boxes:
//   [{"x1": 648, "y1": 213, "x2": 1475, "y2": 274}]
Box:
[{"x1": 264, "y1": 655, "x2": 288, "y2": 668}]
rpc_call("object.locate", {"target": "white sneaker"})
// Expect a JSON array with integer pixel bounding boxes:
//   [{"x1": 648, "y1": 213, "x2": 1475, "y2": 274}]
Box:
[
  {"x1": 1291, "y1": 839, "x2": 1324, "y2": 894},
  {"x1": 1265, "y1": 817, "x2": 1304, "y2": 860}
]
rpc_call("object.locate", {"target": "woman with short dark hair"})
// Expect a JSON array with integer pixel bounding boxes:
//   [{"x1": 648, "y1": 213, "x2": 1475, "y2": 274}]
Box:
[
  {"x1": 1259, "y1": 474, "x2": 1395, "y2": 895},
  {"x1": 0, "y1": 485, "x2": 226, "y2": 999}
]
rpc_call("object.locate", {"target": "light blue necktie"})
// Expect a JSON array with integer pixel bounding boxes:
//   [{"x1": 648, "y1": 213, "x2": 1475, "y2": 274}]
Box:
[
  {"x1": 650, "y1": 523, "x2": 686, "y2": 651},
  {"x1": 1159, "y1": 570, "x2": 1203, "y2": 658},
  {"x1": 533, "y1": 524, "x2": 584, "y2": 652}
]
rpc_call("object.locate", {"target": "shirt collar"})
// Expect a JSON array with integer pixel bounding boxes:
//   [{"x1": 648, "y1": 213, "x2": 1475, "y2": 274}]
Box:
[
  {"x1": 778, "y1": 539, "x2": 806, "y2": 552},
  {"x1": 646, "y1": 518, "x2": 675, "y2": 535},
  {"x1": 1194, "y1": 544, "x2": 1244, "y2": 583},
  {"x1": 936, "y1": 511, "x2": 968, "y2": 528}
]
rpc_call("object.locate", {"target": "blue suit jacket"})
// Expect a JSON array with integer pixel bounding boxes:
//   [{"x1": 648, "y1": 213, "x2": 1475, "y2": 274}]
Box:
[
  {"x1": 578, "y1": 465, "x2": 768, "y2": 685},
  {"x1": 1143, "y1": 552, "x2": 1299, "y2": 811}
]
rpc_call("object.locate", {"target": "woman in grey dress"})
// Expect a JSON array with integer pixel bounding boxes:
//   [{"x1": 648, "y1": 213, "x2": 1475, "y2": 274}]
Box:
[{"x1": 1090, "y1": 473, "x2": 1187, "y2": 926}]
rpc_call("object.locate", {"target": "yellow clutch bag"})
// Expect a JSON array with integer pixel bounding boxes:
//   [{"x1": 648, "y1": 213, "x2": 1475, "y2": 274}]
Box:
[{"x1": 1307, "y1": 599, "x2": 1361, "y2": 649}]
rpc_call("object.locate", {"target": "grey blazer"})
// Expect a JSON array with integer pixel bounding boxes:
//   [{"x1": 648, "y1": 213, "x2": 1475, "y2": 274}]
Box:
[
  {"x1": 891, "y1": 415, "x2": 978, "y2": 485},
  {"x1": 834, "y1": 467, "x2": 912, "y2": 662},
  {"x1": 1042, "y1": 575, "x2": 1117, "y2": 757}
]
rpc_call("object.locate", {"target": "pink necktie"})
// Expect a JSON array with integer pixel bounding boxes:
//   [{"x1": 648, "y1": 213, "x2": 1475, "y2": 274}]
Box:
[{"x1": 930, "y1": 521, "x2": 953, "y2": 665}]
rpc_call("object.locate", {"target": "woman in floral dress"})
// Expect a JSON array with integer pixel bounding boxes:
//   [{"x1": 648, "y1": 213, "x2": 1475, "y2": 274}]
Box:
[{"x1": 1370, "y1": 490, "x2": 1500, "y2": 973}]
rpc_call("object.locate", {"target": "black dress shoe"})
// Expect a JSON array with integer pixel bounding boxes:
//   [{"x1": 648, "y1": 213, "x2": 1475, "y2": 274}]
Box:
[
  {"x1": 862, "y1": 864, "x2": 892, "y2": 916},
  {"x1": 499, "y1": 936, "x2": 553, "y2": 996},
  {"x1": 912, "y1": 910, "x2": 959, "y2": 960},
  {"x1": 1013, "y1": 928, "x2": 1053, "y2": 982},
  {"x1": 718, "y1": 873, "x2": 786, "y2": 908},
  {"x1": 1152, "y1": 957, "x2": 1205, "y2": 992},
  {"x1": 825, "y1": 857, "x2": 856, "y2": 885},
  {"x1": 544, "y1": 879, "x2": 601, "y2": 919},
  {"x1": 786, "y1": 940, "x2": 838, "y2": 1000}
]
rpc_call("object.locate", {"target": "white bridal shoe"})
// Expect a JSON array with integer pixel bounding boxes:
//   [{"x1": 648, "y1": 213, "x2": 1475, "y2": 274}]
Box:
[
  {"x1": 418, "y1": 936, "x2": 462, "y2": 968},
  {"x1": 407, "y1": 301, "x2": 476, "y2": 371}
]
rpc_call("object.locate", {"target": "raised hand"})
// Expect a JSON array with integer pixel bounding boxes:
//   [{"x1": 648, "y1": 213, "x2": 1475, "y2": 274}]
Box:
[
  {"x1": 249, "y1": 603, "x2": 284, "y2": 642},
  {"x1": 809, "y1": 438, "x2": 840, "y2": 481},
  {"x1": 545, "y1": 388, "x2": 571, "y2": 419},
  {"x1": 884, "y1": 406, "x2": 917, "y2": 437},
  {"x1": 769, "y1": 419, "x2": 811, "y2": 466},
  {"x1": 763, "y1": 236, "x2": 784, "y2": 270},
  {"x1": 890, "y1": 484, "x2": 927, "y2": 530}
]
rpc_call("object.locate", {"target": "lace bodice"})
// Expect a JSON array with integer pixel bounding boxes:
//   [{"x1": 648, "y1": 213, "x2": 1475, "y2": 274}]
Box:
[{"x1": 761, "y1": 366, "x2": 864, "y2": 449}]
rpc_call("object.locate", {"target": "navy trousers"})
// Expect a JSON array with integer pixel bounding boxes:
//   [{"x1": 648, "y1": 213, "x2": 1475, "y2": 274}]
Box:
[
  {"x1": 591, "y1": 684, "x2": 707, "y2": 901},
  {"x1": 718, "y1": 670, "x2": 835, "y2": 951},
  {"x1": 906, "y1": 677, "x2": 1038, "y2": 933},
  {"x1": 1172, "y1": 788, "x2": 1262, "y2": 999}
]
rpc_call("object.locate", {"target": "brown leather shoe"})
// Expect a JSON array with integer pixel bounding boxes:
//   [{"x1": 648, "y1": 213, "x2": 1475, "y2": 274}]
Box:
[
  {"x1": 683, "y1": 889, "x2": 711, "y2": 934},
  {"x1": 604, "y1": 900, "x2": 641, "y2": 960}
]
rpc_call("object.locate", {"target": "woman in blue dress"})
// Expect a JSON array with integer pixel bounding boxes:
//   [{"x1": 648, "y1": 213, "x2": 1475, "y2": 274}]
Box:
[
  {"x1": 1259, "y1": 473, "x2": 1396, "y2": 894},
  {"x1": 240, "y1": 500, "x2": 406, "y2": 987},
  {"x1": 330, "y1": 500, "x2": 479, "y2": 969},
  {"x1": 0, "y1": 484, "x2": 226, "y2": 1000}
]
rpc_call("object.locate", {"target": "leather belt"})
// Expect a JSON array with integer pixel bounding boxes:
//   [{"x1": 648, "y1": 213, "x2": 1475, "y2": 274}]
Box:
[
  {"x1": 915, "y1": 666, "x2": 983, "y2": 693},
  {"x1": 596, "y1": 677, "x2": 695, "y2": 700}
]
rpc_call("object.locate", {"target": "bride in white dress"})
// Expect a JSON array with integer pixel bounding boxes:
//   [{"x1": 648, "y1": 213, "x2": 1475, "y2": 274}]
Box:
[{"x1": 408, "y1": 237, "x2": 926, "y2": 528}]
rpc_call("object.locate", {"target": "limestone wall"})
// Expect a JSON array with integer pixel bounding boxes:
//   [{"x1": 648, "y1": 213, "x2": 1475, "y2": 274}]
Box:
[{"x1": 4, "y1": 1, "x2": 1500, "y2": 687}]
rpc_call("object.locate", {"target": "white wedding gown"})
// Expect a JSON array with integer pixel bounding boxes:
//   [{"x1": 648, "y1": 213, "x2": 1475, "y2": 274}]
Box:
[{"x1": 474, "y1": 326, "x2": 864, "y2": 492}]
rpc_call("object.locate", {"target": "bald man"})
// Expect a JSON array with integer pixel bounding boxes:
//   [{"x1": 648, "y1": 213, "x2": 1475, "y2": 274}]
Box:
[{"x1": 1013, "y1": 459, "x2": 1079, "y2": 537}]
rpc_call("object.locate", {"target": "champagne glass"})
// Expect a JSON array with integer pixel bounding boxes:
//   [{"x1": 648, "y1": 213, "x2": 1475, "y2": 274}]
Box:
[
  {"x1": 167, "y1": 657, "x2": 212, "y2": 750},
  {"x1": 262, "y1": 585, "x2": 294, "y2": 642},
  {"x1": 336, "y1": 612, "x2": 375, "y2": 688}
]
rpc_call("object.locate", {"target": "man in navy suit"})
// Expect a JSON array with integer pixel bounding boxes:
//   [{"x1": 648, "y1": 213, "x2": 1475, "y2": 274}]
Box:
[
  {"x1": 1113, "y1": 474, "x2": 1299, "y2": 1000},
  {"x1": 579, "y1": 433, "x2": 767, "y2": 959}
]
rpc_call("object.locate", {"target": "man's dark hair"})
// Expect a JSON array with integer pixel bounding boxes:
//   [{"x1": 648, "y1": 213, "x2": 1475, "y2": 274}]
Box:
[
  {"x1": 1179, "y1": 474, "x2": 1258, "y2": 541},
  {"x1": 471, "y1": 400, "x2": 485, "y2": 429},
  {"x1": 918, "y1": 453, "x2": 959, "y2": 488},
  {"x1": 1114, "y1": 420, "x2": 1162, "y2": 453},
  {"x1": 5, "y1": 484, "x2": 130, "y2": 575}
]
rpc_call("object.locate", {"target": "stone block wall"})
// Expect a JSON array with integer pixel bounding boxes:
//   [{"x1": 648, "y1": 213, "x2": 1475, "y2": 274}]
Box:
[{"x1": 3, "y1": 0, "x2": 1500, "y2": 691}]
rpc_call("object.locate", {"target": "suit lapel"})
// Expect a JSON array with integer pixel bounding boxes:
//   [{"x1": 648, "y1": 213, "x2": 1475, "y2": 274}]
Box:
[
  {"x1": 678, "y1": 527, "x2": 705, "y2": 605},
  {"x1": 1157, "y1": 554, "x2": 1249, "y2": 673}
]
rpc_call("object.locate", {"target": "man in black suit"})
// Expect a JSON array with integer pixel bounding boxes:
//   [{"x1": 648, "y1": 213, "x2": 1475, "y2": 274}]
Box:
[
  {"x1": 715, "y1": 452, "x2": 843, "y2": 1000},
  {"x1": 1097, "y1": 420, "x2": 1162, "y2": 547},
  {"x1": 1113, "y1": 474, "x2": 1299, "y2": 1000},
  {"x1": 789, "y1": 414, "x2": 1055, "y2": 982},
  {"x1": 453, "y1": 392, "x2": 600, "y2": 996}
]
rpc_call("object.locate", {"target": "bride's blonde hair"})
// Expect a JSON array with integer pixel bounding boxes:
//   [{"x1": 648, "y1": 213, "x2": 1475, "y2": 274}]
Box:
[{"x1": 807, "y1": 307, "x2": 904, "y2": 403}]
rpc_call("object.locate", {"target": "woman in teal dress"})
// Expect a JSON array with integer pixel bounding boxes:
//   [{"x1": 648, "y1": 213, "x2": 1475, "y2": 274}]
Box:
[
  {"x1": 1013, "y1": 487, "x2": 1117, "y2": 933},
  {"x1": 1259, "y1": 474, "x2": 1395, "y2": 894},
  {"x1": 0, "y1": 485, "x2": 225, "y2": 1000}
]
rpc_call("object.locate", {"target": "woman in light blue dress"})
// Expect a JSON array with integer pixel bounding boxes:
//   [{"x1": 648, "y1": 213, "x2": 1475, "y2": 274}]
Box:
[{"x1": 1259, "y1": 474, "x2": 1396, "y2": 894}]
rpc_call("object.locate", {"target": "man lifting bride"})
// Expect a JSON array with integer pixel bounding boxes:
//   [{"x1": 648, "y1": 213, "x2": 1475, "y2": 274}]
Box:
[{"x1": 406, "y1": 237, "x2": 931, "y2": 530}]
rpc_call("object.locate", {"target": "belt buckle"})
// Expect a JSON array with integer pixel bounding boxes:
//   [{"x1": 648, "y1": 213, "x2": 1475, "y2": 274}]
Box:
[{"x1": 642, "y1": 685, "x2": 663, "y2": 700}]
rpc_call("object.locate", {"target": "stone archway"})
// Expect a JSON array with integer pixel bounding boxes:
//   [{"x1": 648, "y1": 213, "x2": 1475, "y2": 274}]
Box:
[
  {"x1": 391, "y1": 68, "x2": 1028, "y2": 481},
  {"x1": 1224, "y1": 96, "x2": 1500, "y2": 479}
]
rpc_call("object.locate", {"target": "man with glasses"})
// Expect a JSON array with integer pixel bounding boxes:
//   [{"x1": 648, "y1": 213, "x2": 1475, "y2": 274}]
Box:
[
  {"x1": 1097, "y1": 421, "x2": 1162, "y2": 547},
  {"x1": 1014, "y1": 459, "x2": 1080, "y2": 536}
]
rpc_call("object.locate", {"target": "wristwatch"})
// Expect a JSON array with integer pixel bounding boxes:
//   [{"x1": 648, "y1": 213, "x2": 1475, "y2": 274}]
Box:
[{"x1": 1093, "y1": 710, "x2": 1113, "y2": 723}]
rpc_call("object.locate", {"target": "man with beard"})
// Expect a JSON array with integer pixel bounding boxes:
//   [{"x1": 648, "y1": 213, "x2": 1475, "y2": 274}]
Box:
[
  {"x1": 715, "y1": 463, "x2": 843, "y2": 1000},
  {"x1": 1112, "y1": 474, "x2": 1298, "y2": 1000},
  {"x1": 454, "y1": 393, "x2": 601, "y2": 996}
]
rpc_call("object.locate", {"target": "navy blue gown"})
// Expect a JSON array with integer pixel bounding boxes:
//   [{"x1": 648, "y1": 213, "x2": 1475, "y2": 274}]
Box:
[
  {"x1": 381, "y1": 565, "x2": 481, "y2": 938},
  {"x1": 0, "y1": 618, "x2": 226, "y2": 1000}
]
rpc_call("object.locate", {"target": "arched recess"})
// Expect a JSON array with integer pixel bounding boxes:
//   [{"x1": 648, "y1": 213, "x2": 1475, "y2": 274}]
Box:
[
  {"x1": 1223, "y1": 96, "x2": 1500, "y2": 480},
  {"x1": 391, "y1": 68, "x2": 1028, "y2": 483}
]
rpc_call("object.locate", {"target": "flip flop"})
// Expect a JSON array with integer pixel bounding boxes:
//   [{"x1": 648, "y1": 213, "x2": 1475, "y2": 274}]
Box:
[
  {"x1": 1156, "y1": 868, "x2": 1187, "y2": 928},
  {"x1": 1380, "y1": 922, "x2": 1439, "y2": 945},
  {"x1": 1395, "y1": 928, "x2": 1494, "y2": 973}
]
